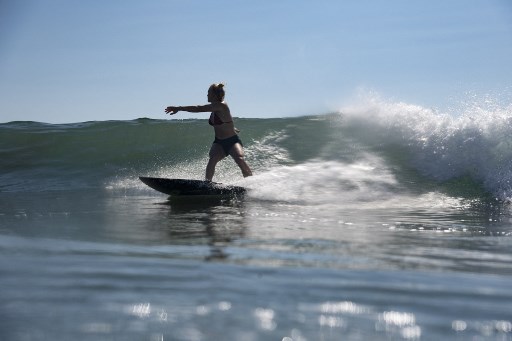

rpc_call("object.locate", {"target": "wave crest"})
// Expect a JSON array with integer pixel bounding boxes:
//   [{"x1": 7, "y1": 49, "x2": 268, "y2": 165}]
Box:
[{"x1": 340, "y1": 93, "x2": 512, "y2": 200}]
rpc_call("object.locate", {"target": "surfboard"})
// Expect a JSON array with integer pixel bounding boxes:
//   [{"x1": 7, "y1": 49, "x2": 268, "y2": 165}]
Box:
[{"x1": 139, "y1": 177, "x2": 246, "y2": 196}]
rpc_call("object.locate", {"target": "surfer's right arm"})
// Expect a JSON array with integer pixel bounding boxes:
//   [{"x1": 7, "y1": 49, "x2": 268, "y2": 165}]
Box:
[{"x1": 165, "y1": 103, "x2": 226, "y2": 115}]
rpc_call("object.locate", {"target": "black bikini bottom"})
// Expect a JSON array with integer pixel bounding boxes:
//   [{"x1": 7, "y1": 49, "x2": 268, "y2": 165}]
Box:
[{"x1": 213, "y1": 134, "x2": 243, "y2": 156}]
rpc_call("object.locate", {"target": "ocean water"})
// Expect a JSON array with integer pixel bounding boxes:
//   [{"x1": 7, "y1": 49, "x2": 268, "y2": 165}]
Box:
[{"x1": 1, "y1": 97, "x2": 512, "y2": 340}]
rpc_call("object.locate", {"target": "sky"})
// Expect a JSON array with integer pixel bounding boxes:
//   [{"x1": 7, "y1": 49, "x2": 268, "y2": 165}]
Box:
[{"x1": 0, "y1": 0, "x2": 511, "y2": 123}]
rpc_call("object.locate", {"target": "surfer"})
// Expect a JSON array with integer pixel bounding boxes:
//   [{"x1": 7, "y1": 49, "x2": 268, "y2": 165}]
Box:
[{"x1": 165, "y1": 83, "x2": 253, "y2": 181}]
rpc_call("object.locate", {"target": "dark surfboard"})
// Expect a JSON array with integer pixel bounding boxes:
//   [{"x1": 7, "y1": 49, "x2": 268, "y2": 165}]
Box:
[{"x1": 139, "y1": 177, "x2": 246, "y2": 196}]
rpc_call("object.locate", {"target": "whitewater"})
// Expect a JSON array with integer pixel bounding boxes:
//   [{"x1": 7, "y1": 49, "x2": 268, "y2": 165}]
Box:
[{"x1": 1, "y1": 96, "x2": 512, "y2": 340}]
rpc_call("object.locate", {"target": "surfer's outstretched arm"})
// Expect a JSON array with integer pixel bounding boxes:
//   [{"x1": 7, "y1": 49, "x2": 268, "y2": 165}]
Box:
[{"x1": 165, "y1": 102, "x2": 227, "y2": 115}]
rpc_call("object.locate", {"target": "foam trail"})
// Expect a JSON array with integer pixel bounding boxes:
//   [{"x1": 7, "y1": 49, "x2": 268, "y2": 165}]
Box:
[{"x1": 244, "y1": 155, "x2": 400, "y2": 204}]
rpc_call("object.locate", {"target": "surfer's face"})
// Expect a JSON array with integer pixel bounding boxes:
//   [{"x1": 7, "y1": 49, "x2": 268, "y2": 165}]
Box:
[{"x1": 207, "y1": 88, "x2": 215, "y2": 102}]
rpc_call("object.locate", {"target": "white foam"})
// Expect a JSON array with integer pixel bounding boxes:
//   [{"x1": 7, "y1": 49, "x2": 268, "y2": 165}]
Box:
[
  {"x1": 340, "y1": 92, "x2": 512, "y2": 200},
  {"x1": 244, "y1": 155, "x2": 400, "y2": 204}
]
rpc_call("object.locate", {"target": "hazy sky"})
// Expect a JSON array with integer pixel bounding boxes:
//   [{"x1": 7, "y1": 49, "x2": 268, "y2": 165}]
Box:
[{"x1": 1, "y1": 0, "x2": 511, "y2": 123}]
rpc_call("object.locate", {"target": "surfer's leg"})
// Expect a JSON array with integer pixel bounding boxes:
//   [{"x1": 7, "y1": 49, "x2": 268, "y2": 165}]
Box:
[
  {"x1": 229, "y1": 143, "x2": 253, "y2": 178},
  {"x1": 206, "y1": 143, "x2": 225, "y2": 181}
]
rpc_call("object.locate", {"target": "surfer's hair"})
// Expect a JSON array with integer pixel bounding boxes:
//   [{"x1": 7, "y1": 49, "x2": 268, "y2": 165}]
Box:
[{"x1": 209, "y1": 83, "x2": 225, "y2": 101}]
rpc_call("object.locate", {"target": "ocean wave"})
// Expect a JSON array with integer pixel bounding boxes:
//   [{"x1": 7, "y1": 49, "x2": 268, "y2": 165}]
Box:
[{"x1": 2, "y1": 98, "x2": 511, "y2": 201}]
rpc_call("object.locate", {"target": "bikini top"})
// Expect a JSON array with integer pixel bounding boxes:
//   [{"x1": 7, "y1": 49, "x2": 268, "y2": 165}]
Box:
[{"x1": 209, "y1": 112, "x2": 233, "y2": 126}]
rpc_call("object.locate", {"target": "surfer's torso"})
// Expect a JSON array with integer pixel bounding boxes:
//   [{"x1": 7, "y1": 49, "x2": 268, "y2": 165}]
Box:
[{"x1": 209, "y1": 108, "x2": 236, "y2": 139}]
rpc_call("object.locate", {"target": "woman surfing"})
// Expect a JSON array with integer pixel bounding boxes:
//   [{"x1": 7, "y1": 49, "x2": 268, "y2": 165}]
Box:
[{"x1": 165, "y1": 83, "x2": 253, "y2": 181}]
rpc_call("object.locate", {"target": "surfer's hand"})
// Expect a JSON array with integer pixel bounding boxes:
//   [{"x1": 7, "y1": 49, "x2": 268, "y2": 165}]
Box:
[{"x1": 165, "y1": 106, "x2": 179, "y2": 115}]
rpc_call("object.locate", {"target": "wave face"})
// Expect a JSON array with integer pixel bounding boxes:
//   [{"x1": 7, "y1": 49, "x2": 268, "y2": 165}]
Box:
[{"x1": 2, "y1": 98, "x2": 512, "y2": 201}]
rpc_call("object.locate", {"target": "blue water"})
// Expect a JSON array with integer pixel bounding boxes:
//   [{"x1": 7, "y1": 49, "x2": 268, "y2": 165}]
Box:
[{"x1": 1, "y1": 97, "x2": 512, "y2": 340}]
